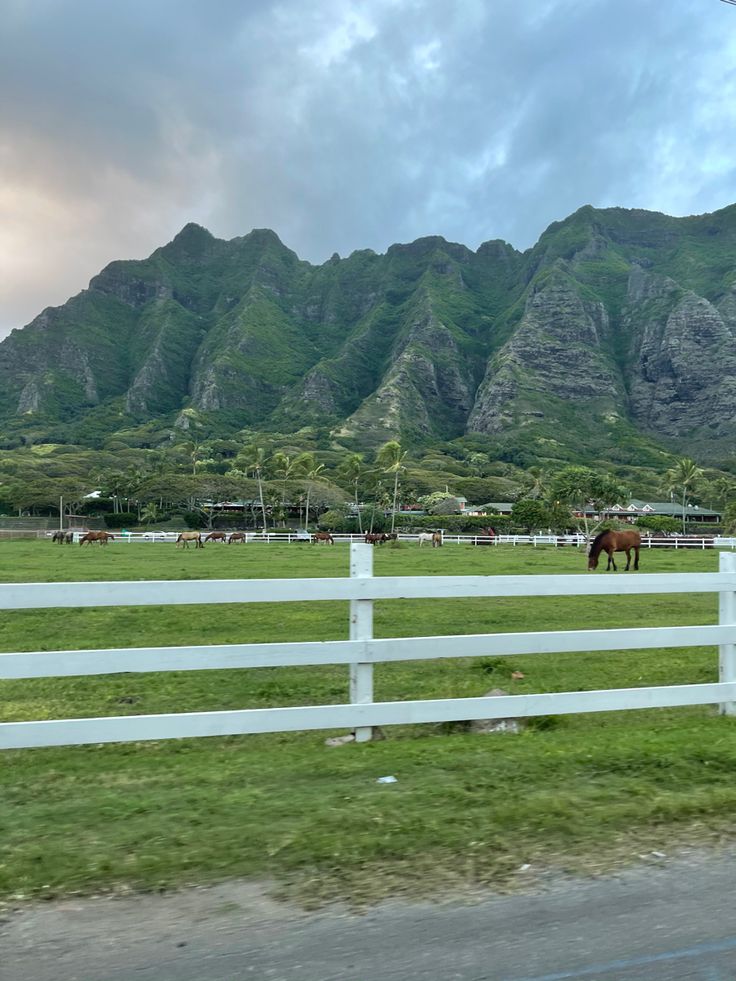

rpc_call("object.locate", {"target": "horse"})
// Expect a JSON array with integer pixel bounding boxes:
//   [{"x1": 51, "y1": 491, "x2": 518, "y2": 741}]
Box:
[
  {"x1": 474, "y1": 527, "x2": 497, "y2": 546},
  {"x1": 64, "y1": 531, "x2": 75, "y2": 544},
  {"x1": 176, "y1": 531, "x2": 203, "y2": 549},
  {"x1": 228, "y1": 532, "x2": 246, "y2": 544},
  {"x1": 587, "y1": 529, "x2": 641, "y2": 572},
  {"x1": 312, "y1": 531, "x2": 335, "y2": 544},
  {"x1": 365, "y1": 532, "x2": 385, "y2": 545},
  {"x1": 51, "y1": 530, "x2": 66, "y2": 544},
  {"x1": 204, "y1": 531, "x2": 227, "y2": 543},
  {"x1": 418, "y1": 531, "x2": 442, "y2": 547},
  {"x1": 79, "y1": 531, "x2": 114, "y2": 546}
]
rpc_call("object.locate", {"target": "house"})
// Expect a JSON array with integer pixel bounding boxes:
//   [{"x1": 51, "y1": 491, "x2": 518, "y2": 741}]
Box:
[
  {"x1": 578, "y1": 499, "x2": 722, "y2": 524},
  {"x1": 482, "y1": 502, "x2": 514, "y2": 516}
]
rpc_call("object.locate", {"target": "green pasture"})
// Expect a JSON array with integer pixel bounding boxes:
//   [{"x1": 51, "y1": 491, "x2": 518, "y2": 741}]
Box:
[{"x1": 1, "y1": 539, "x2": 735, "y2": 906}]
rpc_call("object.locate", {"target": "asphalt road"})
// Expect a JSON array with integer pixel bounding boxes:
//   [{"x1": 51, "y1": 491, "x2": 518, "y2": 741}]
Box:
[{"x1": 4, "y1": 853, "x2": 736, "y2": 981}]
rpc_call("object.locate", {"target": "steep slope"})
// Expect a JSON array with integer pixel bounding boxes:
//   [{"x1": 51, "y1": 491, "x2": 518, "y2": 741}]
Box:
[{"x1": 1, "y1": 205, "x2": 736, "y2": 463}]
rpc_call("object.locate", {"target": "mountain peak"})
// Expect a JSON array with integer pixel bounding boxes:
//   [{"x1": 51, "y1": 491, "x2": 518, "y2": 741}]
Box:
[{"x1": 165, "y1": 223, "x2": 217, "y2": 257}]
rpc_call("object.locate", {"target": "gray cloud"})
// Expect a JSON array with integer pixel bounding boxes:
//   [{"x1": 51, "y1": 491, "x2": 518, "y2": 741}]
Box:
[{"x1": 2, "y1": 0, "x2": 735, "y2": 335}]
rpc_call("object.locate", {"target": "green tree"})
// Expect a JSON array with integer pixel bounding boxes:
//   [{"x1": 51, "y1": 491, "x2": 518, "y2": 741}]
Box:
[
  {"x1": 1, "y1": 476, "x2": 90, "y2": 527},
  {"x1": 272, "y1": 452, "x2": 300, "y2": 519},
  {"x1": 467, "y1": 452, "x2": 491, "y2": 477},
  {"x1": 376, "y1": 440, "x2": 407, "y2": 534},
  {"x1": 521, "y1": 466, "x2": 547, "y2": 500},
  {"x1": 237, "y1": 446, "x2": 270, "y2": 531},
  {"x1": 511, "y1": 498, "x2": 550, "y2": 534},
  {"x1": 140, "y1": 502, "x2": 163, "y2": 526},
  {"x1": 664, "y1": 458, "x2": 704, "y2": 533},
  {"x1": 548, "y1": 466, "x2": 627, "y2": 539},
  {"x1": 708, "y1": 476, "x2": 735, "y2": 510},
  {"x1": 296, "y1": 454, "x2": 326, "y2": 529},
  {"x1": 418, "y1": 491, "x2": 460, "y2": 515},
  {"x1": 337, "y1": 452, "x2": 368, "y2": 533}
]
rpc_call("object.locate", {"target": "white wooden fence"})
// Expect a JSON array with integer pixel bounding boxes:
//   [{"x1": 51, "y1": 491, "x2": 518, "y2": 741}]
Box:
[
  {"x1": 1, "y1": 545, "x2": 735, "y2": 750},
  {"x1": 39, "y1": 530, "x2": 734, "y2": 548}
]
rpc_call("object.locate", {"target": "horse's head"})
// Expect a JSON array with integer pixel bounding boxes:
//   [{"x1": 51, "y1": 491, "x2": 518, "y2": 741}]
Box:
[{"x1": 587, "y1": 551, "x2": 599, "y2": 571}]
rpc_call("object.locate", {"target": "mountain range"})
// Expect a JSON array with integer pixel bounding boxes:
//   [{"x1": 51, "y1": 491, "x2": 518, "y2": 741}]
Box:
[{"x1": 2, "y1": 203, "x2": 736, "y2": 466}]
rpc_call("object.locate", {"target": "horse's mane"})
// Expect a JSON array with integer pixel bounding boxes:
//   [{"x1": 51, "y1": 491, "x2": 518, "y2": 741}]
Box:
[{"x1": 589, "y1": 530, "x2": 609, "y2": 556}]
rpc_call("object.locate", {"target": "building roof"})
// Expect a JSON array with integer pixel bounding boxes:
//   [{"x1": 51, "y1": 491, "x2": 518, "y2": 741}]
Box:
[{"x1": 605, "y1": 499, "x2": 722, "y2": 518}]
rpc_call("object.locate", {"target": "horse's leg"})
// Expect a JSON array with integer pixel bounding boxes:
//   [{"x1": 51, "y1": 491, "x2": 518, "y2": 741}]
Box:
[
  {"x1": 634, "y1": 546, "x2": 640, "y2": 571},
  {"x1": 624, "y1": 547, "x2": 631, "y2": 571}
]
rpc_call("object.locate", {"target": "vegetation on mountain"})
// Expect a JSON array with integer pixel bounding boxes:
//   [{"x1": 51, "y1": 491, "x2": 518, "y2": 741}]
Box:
[{"x1": 1, "y1": 205, "x2": 736, "y2": 524}]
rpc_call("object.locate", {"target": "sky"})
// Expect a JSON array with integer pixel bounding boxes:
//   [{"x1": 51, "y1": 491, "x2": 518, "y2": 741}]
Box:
[{"x1": 2, "y1": 0, "x2": 736, "y2": 336}]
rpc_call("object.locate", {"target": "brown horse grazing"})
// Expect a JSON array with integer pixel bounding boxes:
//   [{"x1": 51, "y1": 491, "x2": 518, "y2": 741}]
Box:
[
  {"x1": 587, "y1": 530, "x2": 641, "y2": 572},
  {"x1": 312, "y1": 531, "x2": 335, "y2": 544},
  {"x1": 205, "y1": 531, "x2": 227, "y2": 543},
  {"x1": 80, "y1": 531, "x2": 114, "y2": 546},
  {"x1": 365, "y1": 532, "x2": 391, "y2": 545},
  {"x1": 176, "y1": 531, "x2": 203, "y2": 549},
  {"x1": 228, "y1": 532, "x2": 246, "y2": 544}
]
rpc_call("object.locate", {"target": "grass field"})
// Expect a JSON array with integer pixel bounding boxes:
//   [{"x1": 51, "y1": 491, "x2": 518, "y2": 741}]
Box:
[{"x1": 2, "y1": 539, "x2": 736, "y2": 907}]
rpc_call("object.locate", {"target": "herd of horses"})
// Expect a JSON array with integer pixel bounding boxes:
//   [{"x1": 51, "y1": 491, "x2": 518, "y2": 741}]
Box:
[{"x1": 50, "y1": 525, "x2": 643, "y2": 571}]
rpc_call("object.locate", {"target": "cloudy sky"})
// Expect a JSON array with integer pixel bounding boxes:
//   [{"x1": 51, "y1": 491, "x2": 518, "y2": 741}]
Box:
[{"x1": 2, "y1": 0, "x2": 736, "y2": 336}]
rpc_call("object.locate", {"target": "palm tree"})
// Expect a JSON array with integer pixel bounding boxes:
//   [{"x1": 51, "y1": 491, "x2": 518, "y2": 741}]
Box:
[
  {"x1": 240, "y1": 446, "x2": 269, "y2": 531},
  {"x1": 91, "y1": 468, "x2": 125, "y2": 514},
  {"x1": 665, "y1": 458, "x2": 704, "y2": 533},
  {"x1": 295, "y1": 454, "x2": 325, "y2": 529},
  {"x1": 272, "y1": 452, "x2": 299, "y2": 522},
  {"x1": 524, "y1": 466, "x2": 547, "y2": 500},
  {"x1": 710, "y1": 476, "x2": 736, "y2": 510},
  {"x1": 338, "y1": 452, "x2": 367, "y2": 533},
  {"x1": 376, "y1": 440, "x2": 407, "y2": 534},
  {"x1": 140, "y1": 502, "x2": 162, "y2": 526}
]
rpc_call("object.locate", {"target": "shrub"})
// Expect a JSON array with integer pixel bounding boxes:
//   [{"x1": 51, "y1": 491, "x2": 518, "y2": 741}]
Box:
[
  {"x1": 635, "y1": 515, "x2": 681, "y2": 534},
  {"x1": 317, "y1": 509, "x2": 358, "y2": 532},
  {"x1": 103, "y1": 511, "x2": 137, "y2": 528},
  {"x1": 183, "y1": 510, "x2": 208, "y2": 529},
  {"x1": 394, "y1": 514, "x2": 515, "y2": 533}
]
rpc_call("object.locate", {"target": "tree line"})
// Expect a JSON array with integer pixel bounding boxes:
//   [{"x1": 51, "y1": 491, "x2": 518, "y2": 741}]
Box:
[{"x1": 0, "y1": 436, "x2": 733, "y2": 535}]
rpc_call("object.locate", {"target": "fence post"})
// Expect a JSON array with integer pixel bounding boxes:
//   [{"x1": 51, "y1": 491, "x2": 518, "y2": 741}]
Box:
[
  {"x1": 719, "y1": 551, "x2": 736, "y2": 715},
  {"x1": 349, "y1": 542, "x2": 374, "y2": 742}
]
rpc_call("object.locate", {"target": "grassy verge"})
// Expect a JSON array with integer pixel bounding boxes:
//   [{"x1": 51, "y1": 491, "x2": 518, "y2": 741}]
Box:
[{"x1": 1, "y1": 540, "x2": 735, "y2": 906}]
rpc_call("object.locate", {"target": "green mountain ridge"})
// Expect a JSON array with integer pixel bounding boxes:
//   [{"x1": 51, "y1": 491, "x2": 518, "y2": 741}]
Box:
[{"x1": 2, "y1": 205, "x2": 736, "y2": 465}]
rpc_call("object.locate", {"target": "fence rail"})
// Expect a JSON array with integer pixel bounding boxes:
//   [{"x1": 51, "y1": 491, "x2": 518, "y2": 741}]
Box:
[
  {"x1": 32, "y1": 530, "x2": 736, "y2": 548},
  {"x1": 1, "y1": 545, "x2": 735, "y2": 749}
]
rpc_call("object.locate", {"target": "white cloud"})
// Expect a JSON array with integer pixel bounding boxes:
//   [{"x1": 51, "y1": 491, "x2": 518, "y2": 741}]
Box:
[{"x1": 1, "y1": 0, "x2": 736, "y2": 335}]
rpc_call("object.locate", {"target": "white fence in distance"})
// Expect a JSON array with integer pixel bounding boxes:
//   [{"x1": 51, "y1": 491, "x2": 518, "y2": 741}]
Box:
[
  {"x1": 1, "y1": 545, "x2": 735, "y2": 750},
  {"x1": 36, "y1": 529, "x2": 736, "y2": 549}
]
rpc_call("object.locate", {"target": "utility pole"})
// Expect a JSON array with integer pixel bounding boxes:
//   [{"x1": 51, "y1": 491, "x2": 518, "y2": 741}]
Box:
[{"x1": 59, "y1": 495, "x2": 64, "y2": 532}]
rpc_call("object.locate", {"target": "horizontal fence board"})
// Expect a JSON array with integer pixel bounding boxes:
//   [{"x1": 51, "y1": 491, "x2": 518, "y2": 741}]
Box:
[
  {"x1": 0, "y1": 624, "x2": 731, "y2": 679},
  {"x1": 3, "y1": 682, "x2": 735, "y2": 749},
  {"x1": 0, "y1": 572, "x2": 732, "y2": 611}
]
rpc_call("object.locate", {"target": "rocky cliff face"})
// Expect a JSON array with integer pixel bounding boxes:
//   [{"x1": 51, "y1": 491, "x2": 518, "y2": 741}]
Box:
[{"x1": 2, "y1": 206, "x2": 736, "y2": 462}]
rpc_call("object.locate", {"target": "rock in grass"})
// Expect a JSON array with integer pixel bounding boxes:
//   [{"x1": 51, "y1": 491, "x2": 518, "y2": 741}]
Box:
[
  {"x1": 324, "y1": 734, "x2": 356, "y2": 747},
  {"x1": 468, "y1": 688, "x2": 525, "y2": 735},
  {"x1": 324, "y1": 727, "x2": 385, "y2": 747}
]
